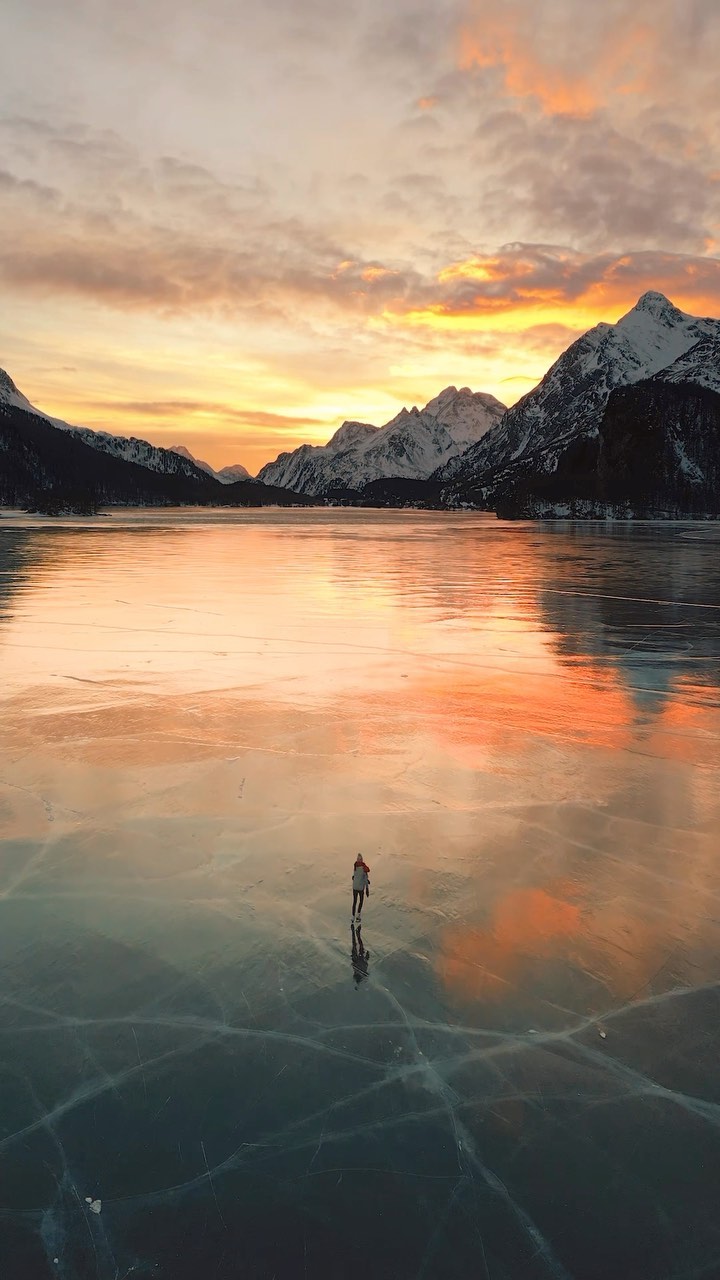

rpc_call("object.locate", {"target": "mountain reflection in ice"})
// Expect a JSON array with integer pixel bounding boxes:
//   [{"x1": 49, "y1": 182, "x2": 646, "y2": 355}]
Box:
[{"x1": 0, "y1": 511, "x2": 718, "y2": 1280}]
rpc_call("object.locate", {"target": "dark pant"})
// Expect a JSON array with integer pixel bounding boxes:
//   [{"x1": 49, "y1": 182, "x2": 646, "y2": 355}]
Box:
[{"x1": 353, "y1": 889, "x2": 365, "y2": 915}]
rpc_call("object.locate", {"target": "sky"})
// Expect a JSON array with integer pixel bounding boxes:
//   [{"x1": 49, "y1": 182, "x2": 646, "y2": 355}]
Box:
[{"x1": 1, "y1": 0, "x2": 719, "y2": 473}]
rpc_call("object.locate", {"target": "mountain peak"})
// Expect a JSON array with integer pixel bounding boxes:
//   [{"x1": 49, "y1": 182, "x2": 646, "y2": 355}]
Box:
[
  {"x1": 0, "y1": 368, "x2": 20, "y2": 397},
  {"x1": 257, "y1": 384, "x2": 505, "y2": 493},
  {"x1": 327, "y1": 420, "x2": 377, "y2": 450},
  {"x1": 0, "y1": 367, "x2": 36, "y2": 414},
  {"x1": 440, "y1": 289, "x2": 720, "y2": 490},
  {"x1": 631, "y1": 291, "x2": 685, "y2": 322}
]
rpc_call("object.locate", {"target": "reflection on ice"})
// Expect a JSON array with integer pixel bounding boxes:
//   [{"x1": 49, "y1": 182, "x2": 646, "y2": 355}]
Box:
[{"x1": 0, "y1": 511, "x2": 719, "y2": 1279}]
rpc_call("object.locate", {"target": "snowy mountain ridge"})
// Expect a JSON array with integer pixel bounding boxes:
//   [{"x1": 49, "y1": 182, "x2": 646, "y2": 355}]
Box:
[
  {"x1": 169, "y1": 445, "x2": 251, "y2": 483},
  {"x1": 651, "y1": 336, "x2": 720, "y2": 395},
  {"x1": 0, "y1": 369, "x2": 59, "y2": 420},
  {"x1": 4, "y1": 290, "x2": 717, "y2": 512},
  {"x1": 257, "y1": 387, "x2": 506, "y2": 495},
  {"x1": 437, "y1": 292, "x2": 720, "y2": 490},
  {"x1": 0, "y1": 372, "x2": 236, "y2": 485}
]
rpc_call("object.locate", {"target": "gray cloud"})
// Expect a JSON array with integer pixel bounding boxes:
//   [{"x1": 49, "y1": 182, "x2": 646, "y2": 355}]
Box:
[
  {"x1": 0, "y1": 119, "x2": 444, "y2": 318},
  {"x1": 1, "y1": 0, "x2": 719, "y2": 406},
  {"x1": 0, "y1": 168, "x2": 61, "y2": 207},
  {"x1": 0, "y1": 201, "x2": 420, "y2": 318},
  {"x1": 471, "y1": 111, "x2": 719, "y2": 252},
  {"x1": 1, "y1": 127, "x2": 718, "y2": 329}
]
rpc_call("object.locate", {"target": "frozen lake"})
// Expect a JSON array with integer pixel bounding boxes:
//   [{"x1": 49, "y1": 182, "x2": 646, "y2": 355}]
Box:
[{"x1": 0, "y1": 509, "x2": 719, "y2": 1280}]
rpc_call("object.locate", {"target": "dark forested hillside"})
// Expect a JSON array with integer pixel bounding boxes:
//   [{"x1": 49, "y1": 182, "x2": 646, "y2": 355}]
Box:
[
  {"x1": 492, "y1": 380, "x2": 720, "y2": 518},
  {"x1": 0, "y1": 403, "x2": 314, "y2": 509}
]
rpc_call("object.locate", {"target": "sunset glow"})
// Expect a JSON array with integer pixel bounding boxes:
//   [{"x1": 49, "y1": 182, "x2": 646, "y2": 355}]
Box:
[{"x1": 1, "y1": 0, "x2": 719, "y2": 470}]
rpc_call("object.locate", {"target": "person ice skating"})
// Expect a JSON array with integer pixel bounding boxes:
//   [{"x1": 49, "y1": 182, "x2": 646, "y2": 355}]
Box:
[{"x1": 352, "y1": 854, "x2": 370, "y2": 923}]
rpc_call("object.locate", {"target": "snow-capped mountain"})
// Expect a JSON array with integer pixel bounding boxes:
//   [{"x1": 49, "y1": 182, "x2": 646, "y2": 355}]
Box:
[
  {"x1": 169, "y1": 444, "x2": 217, "y2": 477},
  {"x1": 169, "y1": 445, "x2": 251, "y2": 483},
  {"x1": 650, "y1": 336, "x2": 720, "y2": 395},
  {"x1": 0, "y1": 371, "x2": 316, "y2": 509},
  {"x1": 0, "y1": 368, "x2": 41, "y2": 416},
  {"x1": 257, "y1": 387, "x2": 506, "y2": 495},
  {"x1": 216, "y1": 463, "x2": 252, "y2": 483},
  {"x1": 420, "y1": 385, "x2": 506, "y2": 450},
  {"x1": 439, "y1": 292, "x2": 720, "y2": 492},
  {"x1": 492, "y1": 318, "x2": 720, "y2": 518},
  {"x1": 0, "y1": 370, "x2": 212, "y2": 484}
]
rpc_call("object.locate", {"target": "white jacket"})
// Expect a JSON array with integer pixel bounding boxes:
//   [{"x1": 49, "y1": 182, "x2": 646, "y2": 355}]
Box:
[{"x1": 352, "y1": 866, "x2": 369, "y2": 891}]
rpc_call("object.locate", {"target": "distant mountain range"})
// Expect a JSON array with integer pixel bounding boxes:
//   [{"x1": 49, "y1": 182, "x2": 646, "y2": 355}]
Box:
[
  {"x1": 256, "y1": 290, "x2": 720, "y2": 517},
  {"x1": 257, "y1": 386, "x2": 506, "y2": 495},
  {"x1": 0, "y1": 371, "x2": 215, "y2": 484},
  {"x1": 169, "y1": 444, "x2": 251, "y2": 484},
  {"x1": 0, "y1": 371, "x2": 311, "y2": 511},
  {"x1": 1, "y1": 291, "x2": 719, "y2": 517}
]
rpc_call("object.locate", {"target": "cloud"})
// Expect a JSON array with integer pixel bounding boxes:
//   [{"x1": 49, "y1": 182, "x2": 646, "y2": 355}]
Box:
[
  {"x1": 471, "y1": 109, "x2": 720, "y2": 252},
  {"x1": 1, "y1": 118, "x2": 718, "y2": 342},
  {"x1": 380, "y1": 243, "x2": 720, "y2": 331},
  {"x1": 88, "y1": 399, "x2": 328, "y2": 431},
  {"x1": 459, "y1": 13, "x2": 599, "y2": 116},
  {"x1": 457, "y1": 0, "x2": 720, "y2": 118},
  {"x1": 0, "y1": 167, "x2": 60, "y2": 207},
  {"x1": 0, "y1": 228, "x2": 428, "y2": 318},
  {"x1": 413, "y1": 1, "x2": 720, "y2": 257},
  {"x1": 3, "y1": 130, "x2": 718, "y2": 340},
  {"x1": 0, "y1": 117, "x2": 443, "y2": 320},
  {"x1": 359, "y1": 1, "x2": 460, "y2": 78},
  {"x1": 397, "y1": 113, "x2": 444, "y2": 137}
]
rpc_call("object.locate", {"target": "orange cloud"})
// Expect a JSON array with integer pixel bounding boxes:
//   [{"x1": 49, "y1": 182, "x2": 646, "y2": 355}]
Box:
[
  {"x1": 416, "y1": 96, "x2": 439, "y2": 111},
  {"x1": 458, "y1": 4, "x2": 661, "y2": 117},
  {"x1": 382, "y1": 246, "x2": 720, "y2": 335},
  {"x1": 360, "y1": 265, "x2": 399, "y2": 283},
  {"x1": 459, "y1": 24, "x2": 597, "y2": 117}
]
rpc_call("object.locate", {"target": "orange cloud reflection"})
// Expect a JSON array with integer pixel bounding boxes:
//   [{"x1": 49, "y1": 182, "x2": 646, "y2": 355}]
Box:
[{"x1": 438, "y1": 886, "x2": 583, "y2": 1000}]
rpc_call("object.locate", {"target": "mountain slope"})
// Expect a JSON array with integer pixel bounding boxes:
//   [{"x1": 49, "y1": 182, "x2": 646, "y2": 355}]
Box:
[
  {"x1": 0, "y1": 371, "x2": 220, "y2": 484},
  {"x1": 257, "y1": 387, "x2": 505, "y2": 495},
  {"x1": 0, "y1": 401, "x2": 221, "y2": 508},
  {"x1": 0, "y1": 396, "x2": 313, "y2": 509},
  {"x1": 439, "y1": 293, "x2": 720, "y2": 496},
  {"x1": 492, "y1": 337, "x2": 720, "y2": 518},
  {"x1": 650, "y1": 336, "x2": 720, "y2": 395},
  {"x1": 216, "y1": 463, "x2": 252, "y2": 482},
  {"x1": 170, "y1": 444, "x2": 251, "y2": 483}
]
